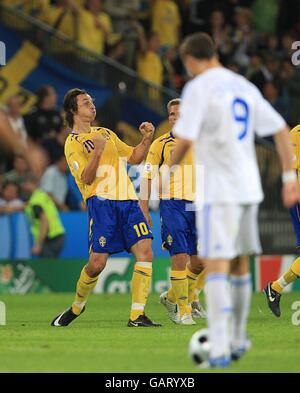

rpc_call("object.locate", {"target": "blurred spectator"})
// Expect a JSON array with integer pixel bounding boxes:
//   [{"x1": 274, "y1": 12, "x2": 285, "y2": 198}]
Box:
[
  {"x1": 40, "y1": 154, "x2": 69, "y2": 211},
  {"x1": 39, "y1": 0, "x2": 77, "y2": 41},
  {"x1": 137, "y1": 31, "x2": 163, "y2": 98},
  {"x1": 280, "y1": 33, "x2": 296, "y2": 60},
  {"x1": 245, "y1": 53, "x2": 263, "y2": 80},
  {"x1": 250, "y1": 55, "x2": 279, "y2": 92},
  {"x1": 5, "y1": 95, "x2": 27, "y2": 144},
  {"x1": 263, "y1": 80, "x2": 288, "y2": 120},
  {"x1": 280, "y1": 59, "x2": 300, "y2": 127},
  {"x1": 0, "y1": 182, "x2": 24, "y2": 214},
  {"x1": 208, "y1": 9, "x2": 233, "y2": 65},
  {"x1": 24, "y1": 85, "x2": 63, "y2": 142},
  {"x1": 161, "y1": 46, "x2": 177, "y2": 90},
  {"x1": 4, "y1": 156, "x2": 30, "y2": 189},
  {"x1": 22, "y1": 174, "x2": 65, "y2": 257},
  {"x1": 120, "y1": 13, "x2": 146, "y2": 69},
  {"x1": 187, "y1": 0, "x2": 213, "y2": 34},
  {"x1": 231, "y1": 7, "x2": 256, "y2": 68},
  {"x1": 75, "y1": 0, "x2": 113, "y2": 55},
  {"x1": 41, "y1": 128, "x2": 68, "y2": 164},
  {"x1": 152, "y1": 0, "x2": 181, "y2": 49},
  {"x1": 103, "y1": 0, "x2": 140, "y2": 33}
]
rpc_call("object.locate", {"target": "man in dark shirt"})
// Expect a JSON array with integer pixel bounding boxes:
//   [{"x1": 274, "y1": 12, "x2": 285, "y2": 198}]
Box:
[{"x1": 24, "y1": 85, "x2": 63, "y2": 142}]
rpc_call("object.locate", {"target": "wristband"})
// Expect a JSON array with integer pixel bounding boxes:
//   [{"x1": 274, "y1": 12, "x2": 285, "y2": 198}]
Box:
[{"x1": 282, "y1": 170, "x2": 297, "y2": 184}]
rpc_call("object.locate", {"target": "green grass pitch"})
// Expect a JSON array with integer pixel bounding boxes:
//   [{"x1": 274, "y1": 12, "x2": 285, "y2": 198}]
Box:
[{"x1": 0, "y1": 292, "x2": 300, "y2": 372}]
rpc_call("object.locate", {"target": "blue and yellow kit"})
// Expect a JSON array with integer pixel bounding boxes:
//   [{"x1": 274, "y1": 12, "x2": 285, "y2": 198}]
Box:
[
  {"x1": 290, "y1": 124, "x2": 300, "y2": 247},
  {"x1": 143, "y1": 131, "x2": 197, "y2": 256},
  {"x1": 65, "y1": 127, "x2": 152, "y2": 254}
]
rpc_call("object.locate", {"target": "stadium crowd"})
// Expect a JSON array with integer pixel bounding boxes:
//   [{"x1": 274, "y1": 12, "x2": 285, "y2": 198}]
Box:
[{"x1": 0, "y1": 0, "x2": 300, "y2": 214}]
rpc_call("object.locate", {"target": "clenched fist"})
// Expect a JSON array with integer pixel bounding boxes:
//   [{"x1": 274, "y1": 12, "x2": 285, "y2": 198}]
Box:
[
  {"x1": 93, "y1": 135, "x2": 106, "y2": 153},
  {"x1": 139, "y1": 122, "x2": 155, "y2": 138}
]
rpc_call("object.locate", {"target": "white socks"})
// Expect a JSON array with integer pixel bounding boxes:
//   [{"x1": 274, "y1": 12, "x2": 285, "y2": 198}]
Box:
[
  {"x1": 230, "y1": 273, "x2": 252, "y2": 349},
  {"x1": 205, "y1": 273, "x2": 232, "y2": 359}
]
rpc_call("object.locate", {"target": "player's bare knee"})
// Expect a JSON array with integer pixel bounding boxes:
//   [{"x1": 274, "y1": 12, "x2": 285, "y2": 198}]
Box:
[
  {"x1": 134, "y1": 239, "x2": 153, "y2": 262},
  {"x1": 190, "y1": 256, "x2": 205, "y2": 273},
  {"x1": 172, "y1": 253, "x2": 188, "y2": 270},
  {"x1": 87, "y1": 253, "x2": 107, "y2": 276}
]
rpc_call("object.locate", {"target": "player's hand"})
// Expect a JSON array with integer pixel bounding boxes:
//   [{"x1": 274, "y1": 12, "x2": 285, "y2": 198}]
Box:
[
  {"x1": 282, "y1": 181, "x2": 300, "y2": 208},
  {"x1": 32, "y1": 244, "x2": 42, "y2": 256},
  {"x1": 139, "y1": 122, "x2": 155, "y2": 139},
  {"x1": 93, "y1": 135, "x2": 106, "y2": 153}
]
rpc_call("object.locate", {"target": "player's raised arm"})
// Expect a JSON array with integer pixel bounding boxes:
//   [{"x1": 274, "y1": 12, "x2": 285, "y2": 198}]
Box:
[
  {"x1": 139, "y1": 178, "x2": 153, "y2": 227},
  {"x1": 81, "y1": 135, "x2": 106, "y2": 185},
  {"x1": 0, "y1": 111, "x2": 47, "y2": 176},
  {"x1": 273, "y1": 126, "x2": 300, "y2": 208},
  {"x1": 128, "y1": 122, "x2": 155, "y2": 165}
]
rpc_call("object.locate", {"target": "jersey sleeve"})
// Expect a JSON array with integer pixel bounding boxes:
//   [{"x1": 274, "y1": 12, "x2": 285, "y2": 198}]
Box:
[
  {"x1": 142, "y1": 139, "x2": 162, "y2": 180},
  {"x1": 64, "y1": 139, "x2": 87, "y2": 181},
  {"x1": 174, "y1": 82, "x2": 206, "y2": 141},
  {"x1": 111, "y1": 132, "x2": 134, "y2": 159},
  {"x1": 253, "y1": 89, "x2": 286, "y2": 137}
]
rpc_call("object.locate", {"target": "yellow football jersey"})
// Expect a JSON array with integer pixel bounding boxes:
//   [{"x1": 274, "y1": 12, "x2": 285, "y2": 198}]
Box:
[
  {"x1": 290, "y1": 124, "x2": 300, "y2": 180},
  {"x1": 143, "y1": 131, "x2": 195, "y2": 201},
  {"x1": 65, "y1": 127, "x2": 137, "y2": 201}
]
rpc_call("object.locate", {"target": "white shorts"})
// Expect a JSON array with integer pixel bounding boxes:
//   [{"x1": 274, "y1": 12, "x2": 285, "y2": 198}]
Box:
[{"x1": 196, "y1": 204, "x2": 262, "y2": 260}]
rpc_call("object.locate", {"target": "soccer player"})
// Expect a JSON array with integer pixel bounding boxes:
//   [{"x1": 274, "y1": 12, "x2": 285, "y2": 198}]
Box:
[
  {"x1": 51, "y1": 88, "x2": 161, "y2": 328},
  {"x1": 166, "y1": 33, "x2": 300, "y2": 367},
  {"x1": 264, "y1": 124, "x2": 300, "y2": 317},
  {"x1": 140, "y1": 98, "x2": 206, "y2": 325}
]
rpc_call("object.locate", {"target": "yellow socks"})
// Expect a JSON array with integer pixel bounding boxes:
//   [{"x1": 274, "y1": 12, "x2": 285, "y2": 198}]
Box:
[
  {"x1": 186, "y1": 265, "x2": 206, "y2": 303},
  {"x1": 195, "y1": 269, "x2": 206, "y2": 295},
  {"x1": 272, "y1": 257, "x2": 300, "y2": 294},
  {"x1": 130, "y1": 262, "x2": 152, "y2": 321},
  {"x1": 170, "y1": 270, "x2": 189, "y2": 316},
  {"x1": 186, "y1": 265, "x2": 198, "y2": 303},
  {"x1": 72, "y1": 266, "x2": 99, "y2": 315}
]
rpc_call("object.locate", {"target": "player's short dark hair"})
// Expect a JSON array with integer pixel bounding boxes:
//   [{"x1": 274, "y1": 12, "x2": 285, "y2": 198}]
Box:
[
  {"x1": 63, "y1": 88, "x2": 87, "y2": 129},
  {"x1": 179, "y1": 32, "x2": 216, "y2": 61},
  {"x1": 167, "y1": 98, "x2": 181, "y2": 112}
]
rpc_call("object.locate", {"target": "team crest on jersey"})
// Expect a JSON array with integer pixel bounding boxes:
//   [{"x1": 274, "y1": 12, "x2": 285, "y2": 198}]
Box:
[
  {"x1": 167, "y1": 234, "x2": 173, "y2": 246},
  {"x1": 99, "y1": 236, "x2": 106, "y2": 247},
  {"x1": 144, "y1": 162, "x2": 152, "y2": 173}
]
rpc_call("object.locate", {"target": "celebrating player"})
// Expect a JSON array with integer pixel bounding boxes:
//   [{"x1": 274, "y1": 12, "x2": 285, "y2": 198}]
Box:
[
  {"x1": 51, "y1": 88, "x2": 161, "y2": 328},
  {"x1": 140, "y1": 98, "x2": 206, "y2": 325},
  {"x1": 264, "y1": 124, "x2": 300, "y2": 317},
  {"x1": 166, "y1": 33, "x2": 300, "y2": 367}
]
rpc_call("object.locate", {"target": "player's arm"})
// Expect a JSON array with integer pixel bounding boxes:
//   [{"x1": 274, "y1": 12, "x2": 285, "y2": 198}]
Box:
[
  {"x1": 31, "y1": 207, "x2": 48, "y2": 256},
  {"x1": 139, "y1": 140, "x2": 161, "y2": 227},
  {"x1": 273, "y1": 126, "x2": 300, "y2": 207},
  {"x1": 0, "y1": 111, "x2": 47, "y2": 176},
  {"x1": 140, "y1": 178, "x2": 153, "y2": 226},
  {"x1": 81, "y1": 136, "x2": 106, "y2": 185},
  {"x1": 128, "y1": 122, "x2": 155, "y2": 165}
]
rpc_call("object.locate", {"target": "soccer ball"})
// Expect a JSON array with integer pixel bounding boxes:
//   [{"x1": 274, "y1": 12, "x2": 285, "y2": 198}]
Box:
[{"x1": 188, "y1": 328, "x2": 210, "y2": 366}]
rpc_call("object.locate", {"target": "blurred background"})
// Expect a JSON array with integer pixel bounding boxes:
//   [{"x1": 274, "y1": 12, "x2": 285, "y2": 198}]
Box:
[{"x1": 0, "y1": 0, "x2": 300, "y2": 294}]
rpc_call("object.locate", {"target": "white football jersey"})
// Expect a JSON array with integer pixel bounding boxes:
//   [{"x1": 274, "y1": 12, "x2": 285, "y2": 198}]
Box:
[{"x1": 174, "y1": 67, "x2": 286, "y2": 204}]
